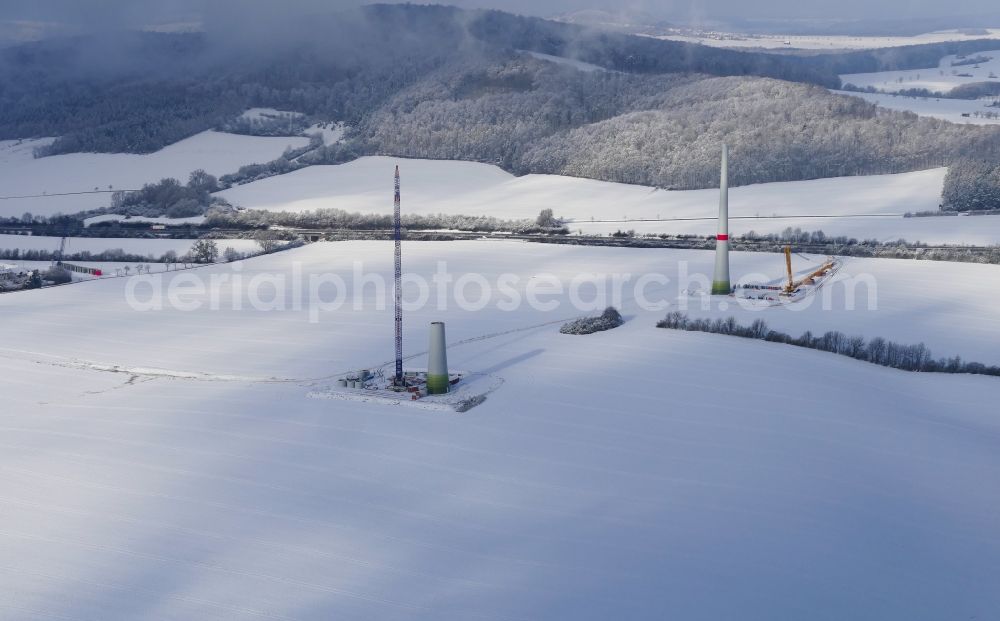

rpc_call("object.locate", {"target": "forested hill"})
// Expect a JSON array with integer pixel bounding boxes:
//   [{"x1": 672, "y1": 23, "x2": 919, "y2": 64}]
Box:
[{"x1": 357, "y1": 60, "x2": 1000, "y2": 190}]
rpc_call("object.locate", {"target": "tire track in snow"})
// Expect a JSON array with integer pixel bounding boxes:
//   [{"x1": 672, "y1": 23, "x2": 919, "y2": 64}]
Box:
[{"x1": 0, "y1": 315, "x2": 576, "y2": 386}]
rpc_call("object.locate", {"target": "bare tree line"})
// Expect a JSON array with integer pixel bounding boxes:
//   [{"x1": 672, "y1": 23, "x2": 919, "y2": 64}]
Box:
[{"x1": 657, "y1": 312, "x2": 1000, "y2": 377}]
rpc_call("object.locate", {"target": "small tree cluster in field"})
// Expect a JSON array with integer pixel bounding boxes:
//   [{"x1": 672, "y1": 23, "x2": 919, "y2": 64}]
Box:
[
  {"x1": 189, "y1": 239, "x2": 220, "y2": 263},
  {"x1": 253, "y1": 230, "x2": 282, "y2": 254},
  {"x1": 535, "y1": 209, "x2": 557, "y2": 228},
  {"x1": 110, "y1": 170, "x2": 222, "y2": 218},
  {"x1": 657, "y1": 311, "x2": 1000, "y2": 377},
  {"x1": 560, "y1": 307, "x2": 624, "y2": 335}
]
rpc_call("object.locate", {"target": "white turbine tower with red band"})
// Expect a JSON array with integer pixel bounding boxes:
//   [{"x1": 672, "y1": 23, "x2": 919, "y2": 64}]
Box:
[
  {"x1": 711, "y1": 143, "x2": 731, "y2": 295},
  {"x1": 393, "y1": 165, "x2": 404, "y2": 384}
]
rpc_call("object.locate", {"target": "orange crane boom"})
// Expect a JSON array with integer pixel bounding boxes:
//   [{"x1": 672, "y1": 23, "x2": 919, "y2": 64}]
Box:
[
  {"x1": 784, "y1": 246, "x2": 794, "y2": 293},
  {"x1": 783, "y1": 246, "x2": 835, "y2": 295}
]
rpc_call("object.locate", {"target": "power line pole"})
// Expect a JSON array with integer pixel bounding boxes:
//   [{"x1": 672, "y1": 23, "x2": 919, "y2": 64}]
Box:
[{"x1": 394, "y1": 165, "x2": 404, "y2": 385}]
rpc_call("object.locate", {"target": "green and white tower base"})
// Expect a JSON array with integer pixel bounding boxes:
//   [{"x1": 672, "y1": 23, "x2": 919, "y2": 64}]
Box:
[
  {"x1": 711, "y1": 143, "x2": 731, "y2": 295},
  {"x1": 426, "y1": 322, "x2": 450, "y2": 395}
]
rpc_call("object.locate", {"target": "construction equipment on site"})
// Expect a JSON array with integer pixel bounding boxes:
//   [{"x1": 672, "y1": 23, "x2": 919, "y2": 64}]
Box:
[
  {"x1": 782, "y1": 246, "x2": 836, "y2": 295},
  {"x1": 52, "y1": 236, "x2": 67, "y2": 266},
  {"x1": 49, "y1": 233, "x2": 103, "y2": 277}
]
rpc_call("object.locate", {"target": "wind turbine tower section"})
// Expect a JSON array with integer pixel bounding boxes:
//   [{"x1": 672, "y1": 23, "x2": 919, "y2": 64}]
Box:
[{"x1": 711, "y1": 144, "x2": 732, "y2": 295}]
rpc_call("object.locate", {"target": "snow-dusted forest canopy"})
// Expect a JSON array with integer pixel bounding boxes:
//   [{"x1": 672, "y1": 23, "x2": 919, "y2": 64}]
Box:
[
  {"x1": 357, "y1": 58, "x2": 703, "y2": 170},
  {"x1": 2, "y1": 3, "x2": 999, "y2": 196},
  {"x1": 363, "y1": 60, "x2": 999, "y2": 189},
  {"x1": 943, "y1": 160, "x2": 1000, "y2": 211}
]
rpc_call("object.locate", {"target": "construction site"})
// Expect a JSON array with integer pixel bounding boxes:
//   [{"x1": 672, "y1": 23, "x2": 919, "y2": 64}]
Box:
[
  {"x1": 702, "y1": 142, "x2": 843, "y2": 304},
  {"x1": 735, "y1": 247, "x2": 840, "y2": 303},
  {"x1": 313, "y1": 145, "x2": 849, "y2": 412},
  {"x1": 314, "y1": 166, "x2": 482, "y2": 411}
]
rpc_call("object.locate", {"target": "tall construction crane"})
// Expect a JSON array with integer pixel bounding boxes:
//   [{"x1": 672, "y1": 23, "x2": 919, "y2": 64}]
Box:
[
  {"x1": 52, "y1": 236, "x2": 68, "y2": 267},
  {"x1": 393, "y1": 166, "x2": 404, "y2": 386}
]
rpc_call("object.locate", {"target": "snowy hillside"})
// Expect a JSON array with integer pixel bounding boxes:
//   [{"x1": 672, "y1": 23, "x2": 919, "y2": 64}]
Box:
[
  {"x1": 841, "y1": 49, "x2": 1000, "y2": 94},
  {"x1": 3, "y1": 240, "x2": 1000, "y2": 619},
  {"x1": 0, "y1": 131, "x2": 309, "y2": 218},
  {"x1": 215, "y1": 157, "x2": 998, "y2": 244}
]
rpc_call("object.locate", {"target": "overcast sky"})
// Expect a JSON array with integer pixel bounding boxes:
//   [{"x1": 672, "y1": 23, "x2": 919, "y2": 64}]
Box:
[{"x1": 1, "y1": 0, "x2": 996, "y2": 27}]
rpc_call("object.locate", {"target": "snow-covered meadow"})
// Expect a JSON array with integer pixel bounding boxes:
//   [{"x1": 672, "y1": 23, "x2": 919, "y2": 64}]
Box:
[
  {"x1": 0, "y1": 131, "x2": 310, "y2": 219},
  {"x1": 655, "y1": 29, "x2": 1000, "y2": 50},
  {"x1": 2, "y1": 240, "x2": 1000, "y2": 619}
]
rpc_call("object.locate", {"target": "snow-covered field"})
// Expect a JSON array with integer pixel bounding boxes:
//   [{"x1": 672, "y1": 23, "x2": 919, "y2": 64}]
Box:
[
  {"x1": 656, "y1": 29, "x2": 1000, "y2": 50},
  {"x1": 841, "y1": 50, "x2": 1000, "y2": 94},
  {"x1": 0, "y1": 234, "x2": 260, "y2": 259},
  {"x1": 654, "y1": 28, "x2": 1000, "y2": 50},
  {"x1": 835, "y1": 90, "x2": 1000, "y2": 124},
  {"x1": 0, "y1": 131, "x2": 310, "y2": 218},
  {"x1": 216, "y1": 156, "x2": 998, "y2": 244},
  {"x1": 2, "y1": 240, "x2": 1000, "y2": 619}
]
